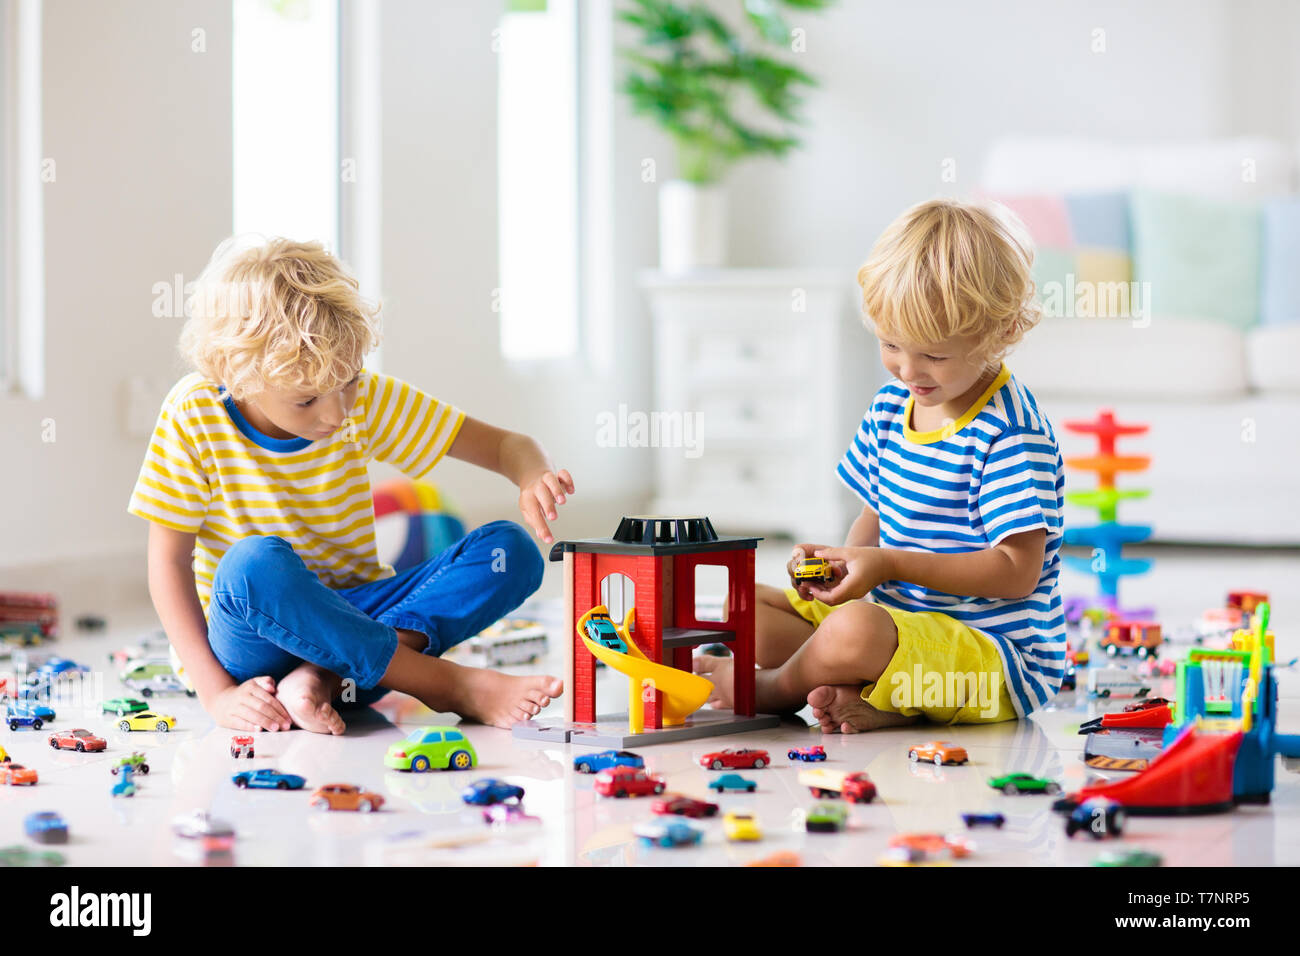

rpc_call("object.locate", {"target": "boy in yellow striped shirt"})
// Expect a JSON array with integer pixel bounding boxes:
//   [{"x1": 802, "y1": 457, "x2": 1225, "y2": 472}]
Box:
[{"x1": 128, "y1": 238, "x2": 567, "y2": 734}]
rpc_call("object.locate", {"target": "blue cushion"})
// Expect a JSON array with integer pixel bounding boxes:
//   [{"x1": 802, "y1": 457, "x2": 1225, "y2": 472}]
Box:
[
  {"x1": 1064, "y1": 192, "x2": 1131, "y2": 249},
  {"x1": 1261, "y1": 199, "x2": 1300, "y2": 325}
]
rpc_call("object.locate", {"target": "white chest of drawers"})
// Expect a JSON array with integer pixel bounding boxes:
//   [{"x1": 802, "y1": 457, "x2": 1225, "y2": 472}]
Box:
[{"x1": 641, "y1": 269, "x2": 873, "y2": 544}]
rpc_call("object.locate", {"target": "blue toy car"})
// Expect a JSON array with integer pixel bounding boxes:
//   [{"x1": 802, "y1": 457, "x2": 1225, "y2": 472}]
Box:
[
  {"x1": 5, "y1": 704, "x2": 48, "y2": 731},
  {"x1": 633, "y1": 818, "x2": 703, "y2": 848},
  {"x1": 25, "y1": 811, "x2": 68, "y2": 844},
  {"x1": 572, "y1": 749, "x2": 644, "y2": 774},
  {"x1": 1066, "y1": 797, "x2": 1125, "y2": 840},
  {"x1": 961, "y1": 812, "x2": 1006, "y2": 829},
  {"x1": 37, "y1": 658, "x2": 89, "y2": 679},
  {"x1": 707, "y1": 773, "x2": 757, "y2": 793},
  {"x1": 231, "y1": 769, "x2": 307, "y2": 791},
  {"x1": 582, "y1": 612, "x2": 628, "y2": 653},
  {"x1": 461, "y1": 778, "x2": 526, "y2": 806}
]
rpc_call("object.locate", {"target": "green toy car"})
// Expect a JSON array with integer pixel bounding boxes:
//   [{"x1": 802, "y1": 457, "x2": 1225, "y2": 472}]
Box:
[
  {"x1": 110, "y1": 752, "x2": 150, "y2": 776},
  {"x1": 988, "y1": 773, "x2": 1061, "y2": 796},
  {"x1": 805, "y1": 801, "x2": 850, "y2": 833},
  {"x1": 101, "y1": 697, "x2": 148, "y2": 717},
  {"x1": 383, "y1": 726, "x2": 477, "y2": 772},
  {"x1": 0, "y1": 844, "x2": 65, "y2": 867},
  {"x1": 1092, "y1": 848, "x2": 1163, "y2": 867}
]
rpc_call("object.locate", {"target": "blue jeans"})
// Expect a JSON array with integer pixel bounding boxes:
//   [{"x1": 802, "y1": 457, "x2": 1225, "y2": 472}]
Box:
[{"x1": 207, "y1": 520, "x2": 544, "y2": 706}]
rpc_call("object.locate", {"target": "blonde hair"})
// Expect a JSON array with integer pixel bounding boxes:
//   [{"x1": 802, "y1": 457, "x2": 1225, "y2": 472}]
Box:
[
  {"x1": 179, "y1": 237, "x2": 381, "y2": 400},
  {"x1": 856, "y1": 198, "x2": 1041, "y2": 366}
]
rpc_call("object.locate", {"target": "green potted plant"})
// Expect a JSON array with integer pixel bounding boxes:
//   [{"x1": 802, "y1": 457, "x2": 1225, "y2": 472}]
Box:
[{"x1": 618, "y1": 0, "x2": 832, "y2": 272}]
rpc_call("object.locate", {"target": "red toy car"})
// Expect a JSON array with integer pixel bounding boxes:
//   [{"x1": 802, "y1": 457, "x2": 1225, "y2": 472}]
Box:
[
  {"x1": 651, "y1": 794, "x2": 719, "y2": 818},
  {"x1": 593, "y1": 766, "x2": 666, "y2": 798},
  {"x1": 698, "y1": 748, "x2": 770, "y2": 770},
  {"x1": 48, "y1": 729, "x2": 107, "y2": 753},
  {"x1": 230, "y1": 735, "x2": 255, "y2": 759},
  {"x1": 1124, "y1": 697, "x2": 1172, "y2": 713},
  {"x1": 841, "y1": 772, "x2": 877, "y2": 803}
]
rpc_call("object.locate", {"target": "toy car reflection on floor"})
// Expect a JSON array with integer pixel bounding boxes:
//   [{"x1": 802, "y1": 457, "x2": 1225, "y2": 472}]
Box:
[
  {"x1": 908, "y1": 741, "x2": 969, "y2": 765},
  {"x1": 482, "y1": 803, "x2": 542, "y2": 827},
  {"x1": 1065, "y1": 797, "x2": 1125, "y2": 839},
  {"x1": 383, "y1": 726, "x2": 477, "y2": 772},
  {"x1": 699, "y1": 748, "x2": 769, "y2": 770},
  {"x1": 232, "y1": 769, "x2": 306, "y2": 790},
  {"x1": 988, "y1": 773, "x2": 1061, "y2": 796},
  {"x1": 115, "y1": 710, "x2": 176, "y2": 732},
  {"x1": 634, "y1": 818, "x2": 703, "y2": 848},
  {"x1": 651, "y1": 794, "x2": 719, "y2": 818},
  {"x1": 310, "y1": 783, "x2": 385, "y2": 812},
  {"x1": 461, "y1": 778, "x2": 525, "y2": 806},
  {"x1": 572, "y1": 749, "x2": 643, "y2": 774},
  {"x1": 48, "y1": 729, "x2": 107, "y2": 753},
  {"x1": 707, "y1": 773, "x2": 756, "y2": 794}
]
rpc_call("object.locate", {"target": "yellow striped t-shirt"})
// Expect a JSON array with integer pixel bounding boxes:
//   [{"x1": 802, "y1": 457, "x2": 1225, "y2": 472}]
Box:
[{"x1": 127, "y1": 369, "x2": 465, "y2": 618}]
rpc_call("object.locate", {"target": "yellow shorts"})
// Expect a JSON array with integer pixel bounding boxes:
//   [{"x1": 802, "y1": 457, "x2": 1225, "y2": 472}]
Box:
[{"x1": 783, "y1": 589, "x2": 1017, "y2": 724}]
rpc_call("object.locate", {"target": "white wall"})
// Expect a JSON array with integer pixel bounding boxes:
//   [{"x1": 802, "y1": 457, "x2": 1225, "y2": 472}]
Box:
[{"x1": 0, "y1": 0, "x2": 231, "y2": 568}]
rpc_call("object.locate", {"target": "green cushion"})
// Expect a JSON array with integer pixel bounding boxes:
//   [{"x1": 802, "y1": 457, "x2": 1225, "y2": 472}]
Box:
[{"x1": 1130, "y1": 190, "x2": 1261, "y2": 329}]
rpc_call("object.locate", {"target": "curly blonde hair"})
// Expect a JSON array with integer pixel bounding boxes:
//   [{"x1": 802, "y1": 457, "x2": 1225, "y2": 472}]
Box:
[
  {"x1": 179, "y1": 237, "x2": 382, "y2": 400},
  {"x1": 856, "y1": 198, "x2": 1042, "y2": 367}
]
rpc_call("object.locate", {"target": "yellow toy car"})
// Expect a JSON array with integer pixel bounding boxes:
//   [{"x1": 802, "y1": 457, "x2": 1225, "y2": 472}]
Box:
[
  {"x1": 114, "y1": 710, "x2": 176, "y2": 732},
  {"x1": 723, "y1": 810, "x2": 762, "y2": 842},
  {"x1": 792, "y1": 557, "x2": 835, "y2": 584}
]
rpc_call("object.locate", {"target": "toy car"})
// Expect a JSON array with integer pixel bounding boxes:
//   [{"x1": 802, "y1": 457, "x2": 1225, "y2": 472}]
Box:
[
  {"x1": 1124, "y1": 696, "x2": 1171, "y2": 712},
  {"x1": 594, "y1": 766, "x2": 667, "y2": 798},
  {"x1": 24, "y1": 811, "x2": 68, "y2": 844},
  {"x1": 118, "y1": 659, "x2": 174, "y2": 682},
  {"x1": 634, "y1": 818, "x2": 703, "y2": 848},
  {"x1": 989, "y1": 773, "x2": 1061, "y2": 796},
  {"x1": 908, "y1": 741, "x2": 969, "y2": 765},
  {"x1": 1101, "y1": 620, "x2": 1162, "y2": 659},
  {"x1": 36, "y1": 657, "x2": 89, "y2": 680},
  {"x1": 0, "y1": 745, "x2": 8, "y2": 762},
  {"x1": 1092, "y1": 848, "x2": 1162, "y2": 867},
  {"x1": 798, "y1": 768, "x2": 877, "y2": 803},
  {"x1": 699, "y1": 748, "x2": 769, "y2": 770},
  {"x1": 75, "y1": 614, "x2": 106, "y2": 631},
  {"x1": 805, "y1": 801, "x2": 849, "y2": 833},
  {"x1": 230, "y1": 735, "x2": 255, "y2": 758},
  {"x1": 792, "y1": 557, "x2": 836, "y2": 584},
  {"x1": 0, "y1": 623, "x2": 44, "y2": 648},
  {"x1": 787, "y1": 746, "x2": 827, "y2": 762},
  {"x1": 309, "y1": 783, "x2": 385, "y2": 812},
  {"x1": 707, "y1": 773, "x2": 757, "y2": 793},
  {"x1": 124, "y1": 672, "x2": 195, "y2": 698},
  {"x1": 172, "y1": 810, "x2": 235, "y2": 852},
  {"x1": 723, "y1": 810, "x2": 762, "y2": 842},
  {"x1": 572, "y1": 749, "x2": 643, "y2": 774},
  {"x1": 5, "y1": 704, "x2": 46, "y2": 731},
  {"x1": 651, "y1": 794, "x2": 719, "y2": 818},
  {"x1": 101, "y1": 697, "x2": 148, "y2": 717},
  {"x1": 383, "y1": 726, "x2": 477, "y2": 772},
  {"x1": 889, "y1": 832, "x2": 974, "y2": 860},
  {"x1": 579, "y1": 607, "x2": 628, "y2": 653},
  {"x1": 1066, "y1": 797, "x2": 1125, "y2": 839},
  {"x1": 232, "y1": 769, "x2": 306, "y2": 790},
  {"x1": 48, "y1": 729, "x2": 107, "y2": 752},
  {"x1": 1, "y1": 762, "x2": 38, "y2": 786},
  {"x1": 114, "y1": 710, "x2": 175, "y2": 732},
  {"x1": 110, "y1": 752, "x2": 150, "y2": 776},
  {"x1": 482, "y1": 803, "x2": 542, "y2": 827},
  {"x1": 961, "y1": 812, "x2": 1006, "y2": 829},
  {"x1": 0, "y1": 844, "x2": 65, "y2": 866},
  {"x1": 461, "y1": 778, "x2": 526, "y2": 806},
  {"x1": 1087, "y1": 667, "x2": 1151, "y2": 699}
]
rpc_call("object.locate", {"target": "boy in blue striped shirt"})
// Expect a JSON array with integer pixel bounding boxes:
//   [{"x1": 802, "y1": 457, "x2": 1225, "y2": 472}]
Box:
[{"x1": 696, "y1": 198, "x2": 1066, "y2": 731}]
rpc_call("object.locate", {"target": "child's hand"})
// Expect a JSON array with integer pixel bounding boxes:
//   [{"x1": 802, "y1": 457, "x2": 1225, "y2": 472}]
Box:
[
  {"x1": 787, "y1": 543, "x2": 837, "y2": 601},
  {"x1": 518, "y1": 468, "x2": 575, "y2": 545},
  {"x1": 804, "y1": 545, "x2": 894, "y2": 605},
  {"x1": 211, "y1": 676, "x2": 293, "y2": 732}
]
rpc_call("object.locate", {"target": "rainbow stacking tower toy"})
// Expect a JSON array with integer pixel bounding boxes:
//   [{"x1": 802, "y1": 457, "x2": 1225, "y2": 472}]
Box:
[{"x1": 1062, "y1": 409, "x2": 1154, "y2": 617}]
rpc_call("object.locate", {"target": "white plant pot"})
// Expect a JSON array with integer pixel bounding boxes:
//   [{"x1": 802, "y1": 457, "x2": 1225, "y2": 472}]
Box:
[{"x1": 659, "y1": 180, "x2": 727, "y2": 274}]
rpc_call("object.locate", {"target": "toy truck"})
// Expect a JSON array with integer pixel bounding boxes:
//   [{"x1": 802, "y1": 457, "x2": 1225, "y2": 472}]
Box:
[
  {"x1": 798, "y1": 768, "x2": 877, "y2": 803},
  {"x1": 1100, "y1": 620, "x2": 1162, "y2": 659},
  {"x1": 1087, "y1": 666, "x2": 1151, "y2": 699}
]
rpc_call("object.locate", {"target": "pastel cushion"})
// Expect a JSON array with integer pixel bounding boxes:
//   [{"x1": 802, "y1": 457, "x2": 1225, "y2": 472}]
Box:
[
  {"x1": 1260, "y1": 199, "x2": 1300, "y2": 326},
  {"x1": 1130, "y1": 190, "x2": 1261, "y2": 329}
]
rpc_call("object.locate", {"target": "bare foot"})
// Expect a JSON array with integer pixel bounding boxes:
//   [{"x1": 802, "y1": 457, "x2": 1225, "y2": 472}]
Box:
[
  {"x1": 807, "y1": 684, "x2": 919, "y2": 734},
  {"x1": 693, "y1": 655, "x2": 733, "y2": 710},
  {"x1": 276, "y1": 663, "x2": 347, "y2": 735},
  {"x1": 453, "y1": 670, "x2": 564, "y2": 729}
]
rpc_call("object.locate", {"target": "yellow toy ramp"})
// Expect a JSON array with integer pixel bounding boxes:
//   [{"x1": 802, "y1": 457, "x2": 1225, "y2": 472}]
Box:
[{"x1": 580, "y1": 634, "x2": 713, "y2": 726}]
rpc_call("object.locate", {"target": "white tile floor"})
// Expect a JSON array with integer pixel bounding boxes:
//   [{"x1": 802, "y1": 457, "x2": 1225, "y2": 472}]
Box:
[{"x1": 3, "y1": 541, "x2": 1298, "y2": 866}]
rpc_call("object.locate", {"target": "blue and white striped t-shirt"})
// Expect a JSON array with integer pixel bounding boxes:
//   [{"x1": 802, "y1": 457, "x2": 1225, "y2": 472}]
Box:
[{"x1": 835, "y1": 364, "x2": 1066, "y2": 717}]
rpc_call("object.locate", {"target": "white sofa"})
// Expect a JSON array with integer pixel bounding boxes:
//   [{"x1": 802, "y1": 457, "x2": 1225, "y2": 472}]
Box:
[{"x1": 981, "y1": 137, "x2": 1300, "y2": 545}]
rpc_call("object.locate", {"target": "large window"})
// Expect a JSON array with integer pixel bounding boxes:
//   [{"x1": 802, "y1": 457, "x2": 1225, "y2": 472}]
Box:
[{"x1": 232, "y1": 0, "x2": 340, "y2": 250}]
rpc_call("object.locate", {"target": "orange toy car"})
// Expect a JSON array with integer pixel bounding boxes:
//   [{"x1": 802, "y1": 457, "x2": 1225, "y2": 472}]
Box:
[
  {"x1": 889, "y1": 832, "x2": 973, "y2": 860},
  {"x1": 0, "y1": 762, "x2": 38, "y2": 786},
  {"x1": 1101, "y1": 620, "x2": 1162, "y2": 659},
  {"x1": 907, "y1": 741, "x2": 968, "y2": 766},
  {"x1": 745, "y1": 851, "x2": 802, "y2": 867},
  {"x1": 308, "y1": 783, "x2": 385, "y2": 812}
]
